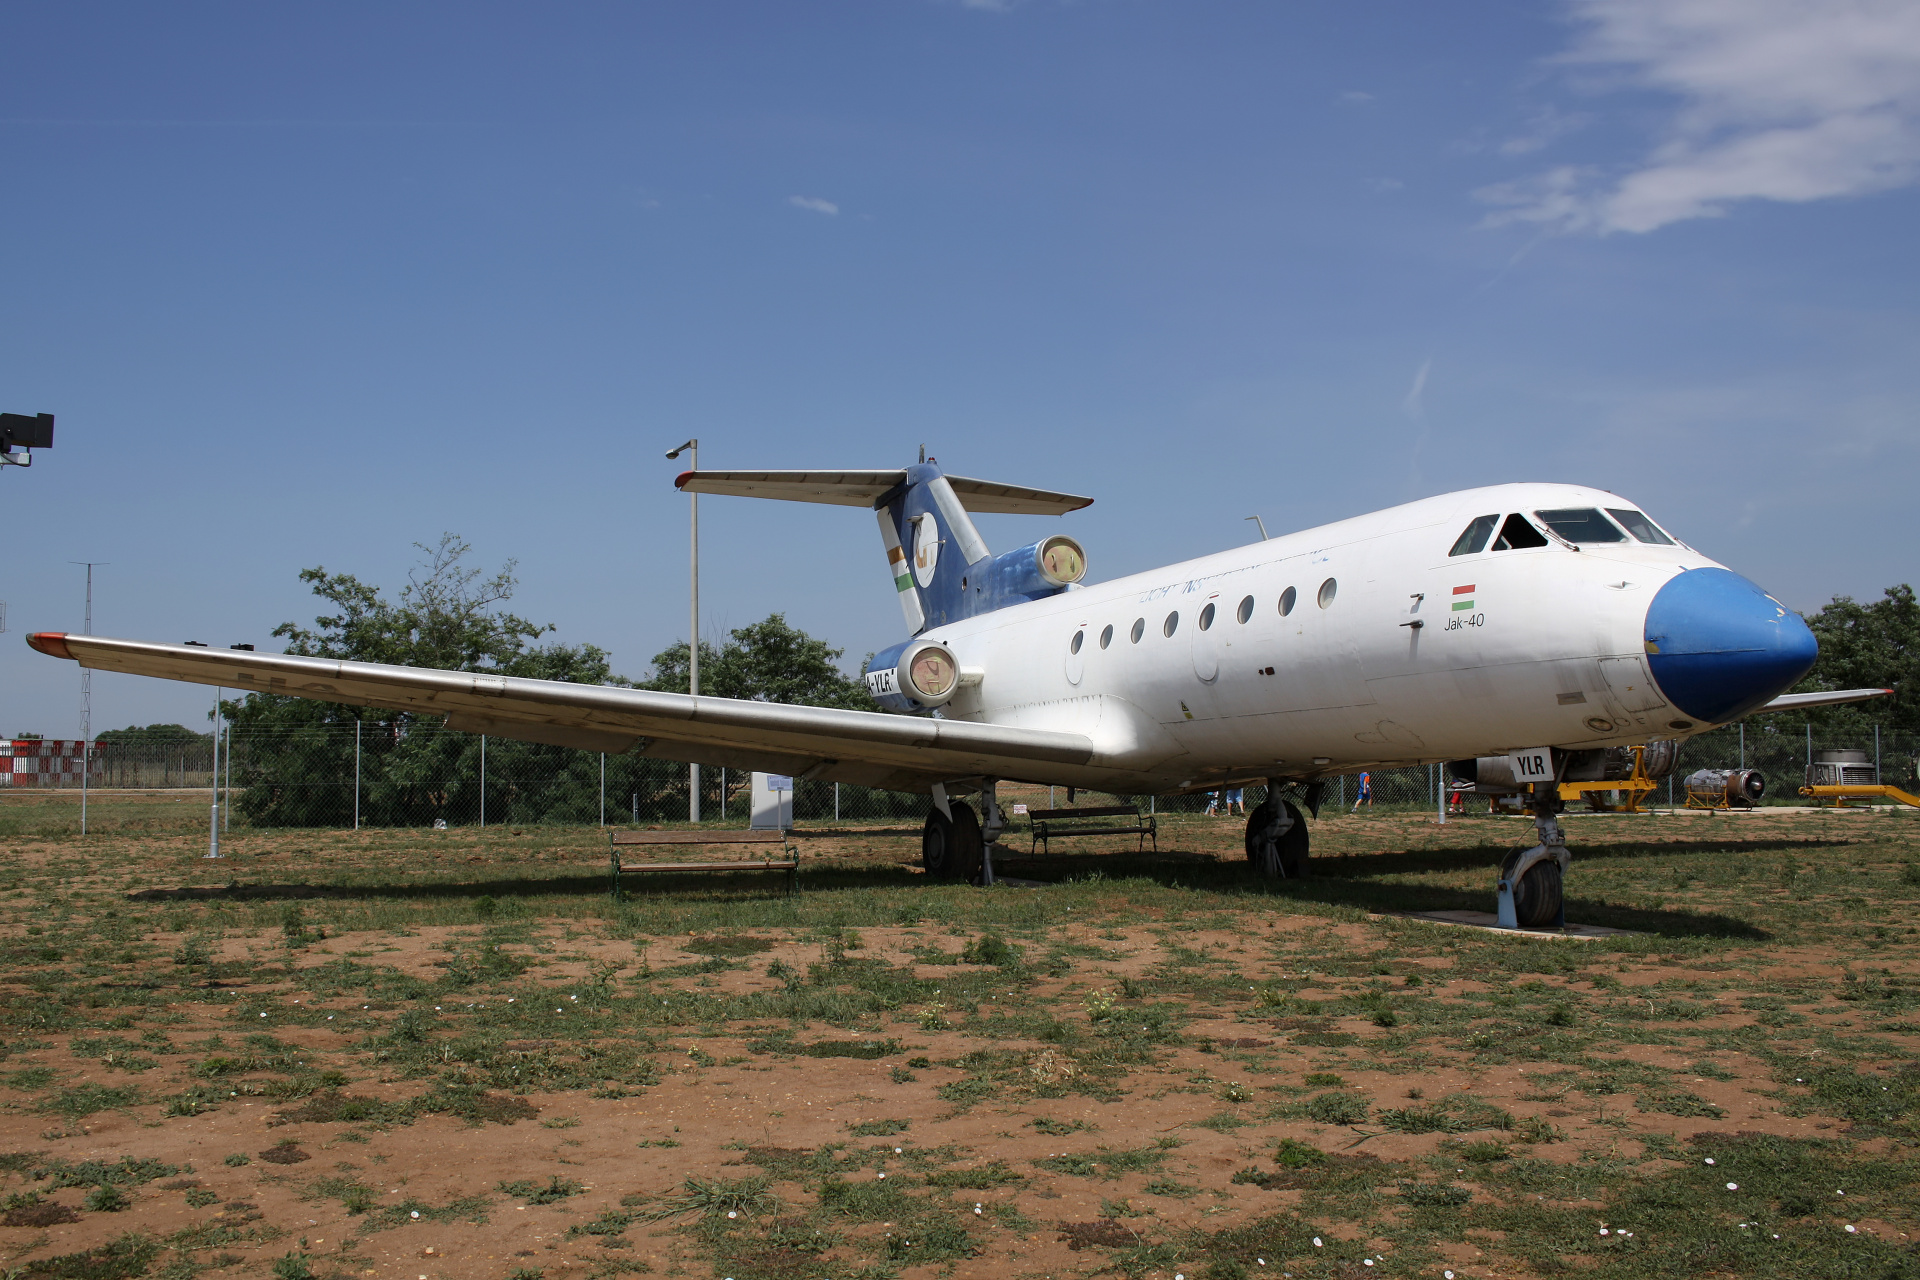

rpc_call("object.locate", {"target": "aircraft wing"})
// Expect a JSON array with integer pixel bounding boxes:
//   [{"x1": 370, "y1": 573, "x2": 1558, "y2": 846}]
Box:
[
  {"x1": 675, "y1": 470, "x2": 1093, "y2": 516},
  {"x1": 1751, "y1": 687, "x2": 1894, "y2": 713},
  {"x1": 26, "y1": 633, "x2": 1094, "y2": 792}
]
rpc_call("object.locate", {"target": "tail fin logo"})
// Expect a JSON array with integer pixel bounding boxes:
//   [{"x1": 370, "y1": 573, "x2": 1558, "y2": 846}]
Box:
[{"x1": 912, "y1": 513, "x2": 941, "y2": 588}]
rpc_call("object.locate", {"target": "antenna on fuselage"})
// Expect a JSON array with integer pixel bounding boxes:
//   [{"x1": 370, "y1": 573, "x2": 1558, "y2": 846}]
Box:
[
  {"x1": 1246, "y1": 515, "x2": 1270, "y2": 541},
  {"x1": 918, "y1": 444, "x2": 926, "y2": 464}
]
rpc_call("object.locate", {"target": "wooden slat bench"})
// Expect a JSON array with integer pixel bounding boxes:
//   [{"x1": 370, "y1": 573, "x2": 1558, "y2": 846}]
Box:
[
  {"x1": 608, "y1": 829, "x2": 798, "y2": 898},
  {"x1": 1027, "y1": 804, "x2": 1157, "y2": 855}
]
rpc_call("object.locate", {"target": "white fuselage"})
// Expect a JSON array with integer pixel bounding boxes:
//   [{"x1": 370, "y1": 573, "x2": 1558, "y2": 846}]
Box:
[{"x1": 921, "y1": 482, "x2": 1723, "y2": 793}]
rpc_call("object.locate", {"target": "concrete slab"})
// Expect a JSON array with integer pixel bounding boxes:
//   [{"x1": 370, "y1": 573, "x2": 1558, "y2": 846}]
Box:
[{"x1": 1381, "y1": 909, "x2": 1643, "y2": 939}]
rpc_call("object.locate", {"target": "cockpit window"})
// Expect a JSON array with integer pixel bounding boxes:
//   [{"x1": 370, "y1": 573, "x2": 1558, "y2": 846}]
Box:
[
  {"x1": 1605, "y1": 507, "x2": 1676, "y2": 545},
  {"x1": 1449, "y1": 514, "x2": 1499, "y2": 557},
  {"x1": 1491, "y1": 513, "x2": 1549, "y2": 551},
  {"x1": 1534, "y1": 508, "x2": 1626, "y2": 544}
]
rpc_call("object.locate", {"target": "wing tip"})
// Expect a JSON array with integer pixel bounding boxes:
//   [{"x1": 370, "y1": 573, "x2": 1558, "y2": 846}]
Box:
[
  {"x1": 27, "y1": 632, "x2": 73, "y2": 660},
  {"x1": 673, "y1": 470, "x2": 695, "y2": 491}
]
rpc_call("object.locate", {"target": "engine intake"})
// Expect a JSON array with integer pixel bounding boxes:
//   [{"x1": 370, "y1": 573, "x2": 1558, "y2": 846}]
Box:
[{"x1": 864, "y1": 638, "x2": 962, "y2": 712}]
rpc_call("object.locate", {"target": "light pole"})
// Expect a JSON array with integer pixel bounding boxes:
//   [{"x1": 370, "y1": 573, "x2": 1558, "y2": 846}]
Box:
[
  {"x1": 665, "y1": 437, "x2": 700, "y2": 824},
  {"x1": 71, "y1": 561, "x2": 105, "y2": 835}
]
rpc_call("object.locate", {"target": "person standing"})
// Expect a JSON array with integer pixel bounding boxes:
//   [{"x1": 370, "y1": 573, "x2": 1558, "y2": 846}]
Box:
[
  {"x1": 1223, "y1": 786, "x2": 1245, "y2": 816},
  {"x1": 1351, "y1": 771, "x2": 1373, "y2": 812}
]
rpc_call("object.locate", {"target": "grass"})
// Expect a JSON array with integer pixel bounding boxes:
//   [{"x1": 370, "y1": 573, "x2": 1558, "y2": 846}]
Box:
[{"x1": 0, "y1": 793, "x2": 1916, "y2": 1277}]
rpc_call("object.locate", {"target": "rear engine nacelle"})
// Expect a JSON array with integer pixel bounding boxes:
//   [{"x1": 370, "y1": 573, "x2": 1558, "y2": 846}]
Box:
[
  {"x1": 864, "y1": 638, "x2": 962, "y2": 712},
  {"x1": 981, "y1": 535, "x2": 1087, "y2": 609}
]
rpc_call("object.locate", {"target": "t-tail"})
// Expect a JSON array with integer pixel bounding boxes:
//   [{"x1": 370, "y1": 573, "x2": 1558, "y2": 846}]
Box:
[{"x1": 675, "y1": 459, "x2": 1092, "y2": 648}]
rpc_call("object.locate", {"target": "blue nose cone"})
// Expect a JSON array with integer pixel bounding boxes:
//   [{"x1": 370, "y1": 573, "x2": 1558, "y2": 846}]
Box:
[{"x1": 1644, "y1": 568, "x2": 1818, "y2": 724}]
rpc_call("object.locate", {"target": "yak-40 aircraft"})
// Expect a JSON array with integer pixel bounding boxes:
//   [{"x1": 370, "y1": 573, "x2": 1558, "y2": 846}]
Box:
[{"x1": 28, "y1": 463, "x2": 1891, "y2": 927}]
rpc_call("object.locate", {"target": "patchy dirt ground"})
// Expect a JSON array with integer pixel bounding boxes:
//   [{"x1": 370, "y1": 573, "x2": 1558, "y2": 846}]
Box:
[{"x1": 0, "y1": 791, "x2": 1916, "y2": 1279}]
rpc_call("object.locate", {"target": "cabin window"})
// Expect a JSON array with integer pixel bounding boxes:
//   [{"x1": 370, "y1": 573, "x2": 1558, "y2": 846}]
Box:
[
  {"x1": 1278, "y1": 586, "x2": 1297, "y2": 617},
  {"x1": 1099, "y1": 624, "x2": 1114, "y2": 649},
  {"x1": 1130, "y1": 618, "x2": 1145, "y2": 644},
  {"x1": 1163, "y1": 611, "x2": 1180, "y2": 638},
  {"x1": 1606, "y1": 507, "x2": 1676, "y2": 545},
  {"x1": 1070, "y1": 630, "x2": 1084, "y2": 655},
  {"x1": 1535, "y1": 507, "x2": 1626, "y2": 544},
  {"x1": 1491, "y1": 513, "x2": 1549, "y2": 551},
  {"x1": 1198, "y1": 603, "x2": 1216, "y2": 631},
  {"x1": 1317, "y1": 578, "x2": 1338, "y2": 609},
  {"x1": 1236, "y1": 595, "x2": 1254, "y2": 624},
  {"x1": 1449, "y1": 514, "x2": 1499, "y2": 556}
]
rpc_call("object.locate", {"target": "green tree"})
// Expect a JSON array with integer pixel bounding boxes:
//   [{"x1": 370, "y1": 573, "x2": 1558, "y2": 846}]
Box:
[
  {"x1": 95, "y1": 724, "x2": 207, "y2": 746},
  {"x1": 227, "y1": 535, "x2": 631, "y2": 827},
  {"x1": 642, "y1": 613, "x2": 871, "y2": 710}
]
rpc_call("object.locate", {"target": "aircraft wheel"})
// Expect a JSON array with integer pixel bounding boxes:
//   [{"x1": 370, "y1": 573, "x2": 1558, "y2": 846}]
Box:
[
  {"x1": 948, "y1": 803, "x2": 984, "y2": 884},
  {"x1": 1245, "y1": 797, "x2": 1309, "y2": 879},
  {"x1": 1501, "y1": 848, "x2": 1563, "y2": 928},
  {"x1": 921, "y1": 809, "x2": 955, "y2": 878},
  {"x1": 921, "y1": 803, "x2": 983, "y2": 882}
]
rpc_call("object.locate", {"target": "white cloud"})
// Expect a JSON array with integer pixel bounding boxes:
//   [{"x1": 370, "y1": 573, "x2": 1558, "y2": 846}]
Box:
[
  {"x1": 788, "y1": 196, "x2": 839, "y2": 216},
  {"x1": 1340, "y1": 90, "x2": 1375, "y2": 104},
  {"x1": 1483, "y1": 0, "x2": 1920, "y2": 233}
]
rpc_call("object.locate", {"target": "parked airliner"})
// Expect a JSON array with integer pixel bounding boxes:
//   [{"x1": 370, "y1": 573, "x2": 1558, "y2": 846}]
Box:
[{"x1": 28, "y1": 462, "x2": 1885, "y2": 927}]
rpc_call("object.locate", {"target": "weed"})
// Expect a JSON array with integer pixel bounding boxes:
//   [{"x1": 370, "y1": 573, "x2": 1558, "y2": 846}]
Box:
[
  {"x1": 848, "y1": 1118, "x2": 909, "y2": 1136},
  {"x1": 83, "y1": 1184, "x2": 131, "y2": 1212},
  {"x1": 499, "y1": 1176, "x2": 583, "y2": 1205}
]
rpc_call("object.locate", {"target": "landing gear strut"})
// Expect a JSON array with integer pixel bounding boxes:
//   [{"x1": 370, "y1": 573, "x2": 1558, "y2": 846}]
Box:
[
  {"x1": 1497, "y1": 784, "x2": 1569, "y2": 929},
  {"x1": 1245, "y1": 779, "x2": 1310, "y2": 878}
]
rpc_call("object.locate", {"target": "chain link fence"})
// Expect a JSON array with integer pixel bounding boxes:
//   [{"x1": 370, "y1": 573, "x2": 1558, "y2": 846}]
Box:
[{"x1": 18, "y1": 720, "x2": 1916, "y2": 828}]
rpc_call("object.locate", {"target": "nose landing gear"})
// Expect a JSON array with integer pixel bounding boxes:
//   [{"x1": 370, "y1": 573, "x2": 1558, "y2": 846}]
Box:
[{"x1": 1497, "y1": 785, "x2": 1569, "y2": 929}]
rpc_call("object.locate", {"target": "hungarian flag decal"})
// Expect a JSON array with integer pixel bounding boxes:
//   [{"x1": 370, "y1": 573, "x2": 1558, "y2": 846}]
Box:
[{"x1": 1452, "y1": 584, "x2": 1475, "y2": 611}]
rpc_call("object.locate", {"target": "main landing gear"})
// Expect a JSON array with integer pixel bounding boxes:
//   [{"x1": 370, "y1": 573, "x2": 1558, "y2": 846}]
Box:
[
  {"x1": 1497, "y1": 784, "x2": 1569, "y2": 929},
  {"x1": 1245, "y1": 780, "x2": 1320, "y2": 878},
  {"x1": 920, "y1": 781, "x2": 1008, "y2": 886}
]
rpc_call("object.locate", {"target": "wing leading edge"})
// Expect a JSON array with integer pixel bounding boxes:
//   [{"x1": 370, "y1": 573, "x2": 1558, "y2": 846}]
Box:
[{"x1": 26, "y1": 633, "x2": 1093, "y2": 793}]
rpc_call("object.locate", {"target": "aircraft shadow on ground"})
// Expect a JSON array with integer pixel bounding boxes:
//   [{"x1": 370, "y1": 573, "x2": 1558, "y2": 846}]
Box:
[{"x1": 126, "y1": 834, "x2": 1799, "y2": 938}]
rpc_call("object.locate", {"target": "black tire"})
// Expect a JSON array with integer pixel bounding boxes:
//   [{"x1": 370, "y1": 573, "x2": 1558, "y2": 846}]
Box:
[
  {"x1": 949, "y1": 803, "x2": 984, "y2": 884},
  {"x1": 1500, "y1": 848, "x2": 1563, "y2": 928},
  {"x1": 921, "y1": 803, "x2": 983, "y2": 882},
  {"x1": 1245, "y1": 797, "x2": 1309, "y2": 879},
  {"x1": 921, "y1": 809, "x2": 954, "y2": 878}
]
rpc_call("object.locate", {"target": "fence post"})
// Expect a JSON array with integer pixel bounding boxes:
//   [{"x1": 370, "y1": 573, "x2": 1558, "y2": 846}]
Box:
[
  {"x1": 223, "y1": 721, "x2": 231, "y2": 832},
  {"x1": 1806, "y1": 722, "x2": 1812, "y2": 779},
  {"x1": 721, "y1": 767, "x2": 727, "y2": 821},
  {"x1": 1739, "y1": 722, "x2": 1745, "y2": 769},
  {"x1": 354, "y1": 720, "x2": 361, "y2": 831},
  {"x1": 480, "y1": 734, "x2": 486, "y2": 830},
  {"x1": 600, "y1": 753, "x2": 606, "y2": 827},
  {"x1": 835, "y1": 781, "x2": 840, "y2": 823},
  {"x1": 1874, "y1": 725, "x2": 1881, "y2": 784}
]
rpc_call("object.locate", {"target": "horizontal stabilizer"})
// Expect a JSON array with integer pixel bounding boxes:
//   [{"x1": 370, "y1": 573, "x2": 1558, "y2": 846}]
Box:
[
  {"x1": 677, "y1": 470, "x2": 1093, "y2": 516},
  {"x1": 1754, "y1": 687, "x2": 1893, "y2": 713}
]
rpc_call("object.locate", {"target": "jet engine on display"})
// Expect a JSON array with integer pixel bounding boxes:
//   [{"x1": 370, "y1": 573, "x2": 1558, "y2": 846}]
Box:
[{"x1": 26, "y1": 457, "x2": 1896, "y2": 932}]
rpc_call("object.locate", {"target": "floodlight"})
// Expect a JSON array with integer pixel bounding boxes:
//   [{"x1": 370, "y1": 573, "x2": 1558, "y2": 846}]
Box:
[
  {"x1": 665, "y1": 438, "x2": 696, "y2": 460},
  {"x1": 0, "y1": 412, "x2": 53, "y2": 468}
]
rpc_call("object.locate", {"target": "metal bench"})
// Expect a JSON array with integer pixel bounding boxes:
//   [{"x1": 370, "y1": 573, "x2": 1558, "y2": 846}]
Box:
[
  {"x1": 1027, "y1": 804, "x2": 1157, "y2": 855},
  {"x1": 607, "y1": 829, "x2": 798, "y2": 898}
]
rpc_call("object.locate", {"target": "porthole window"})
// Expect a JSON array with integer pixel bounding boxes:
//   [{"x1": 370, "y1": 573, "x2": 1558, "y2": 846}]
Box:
[
  {"x1": 1130, "y1": 618, "x2": 1145, "y2": 644},
  {"x1": 1070, "y1": 630, "x2": 1084, "y2": 655},
  {"x1": 1198, "y1": 603, "x2": 1216, "y2": 631},
  {"x1": 1317, "y1": 577, "x2": 1338, "y2": 609},
  {"x1": 1099, "y1": 624, "x2": 1114, "y2": 649},
  {"x1": 1278, "y1": 586, "x2": 1297, "y2": 617},
  {"x1": 1163, "y1": 611, "x2": 1180, "y2": 638},
  {"x1": 1236, "y1": 595, "x2": 1254, "y2": 624}
]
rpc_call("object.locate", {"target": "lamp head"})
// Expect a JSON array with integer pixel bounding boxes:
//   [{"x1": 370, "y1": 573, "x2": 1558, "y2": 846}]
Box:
[{"x1": 664, "y1": 438, "x2": 697, "y2": 460}]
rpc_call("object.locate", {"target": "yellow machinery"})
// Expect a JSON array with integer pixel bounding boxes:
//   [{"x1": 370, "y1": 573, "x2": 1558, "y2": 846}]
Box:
[
  {"x1": 1556, "y1": 745, "x2": 1661, "y2": 813},
  {"x1": 1799, "y1": 784, "x2": 1920, "y2": 809}
]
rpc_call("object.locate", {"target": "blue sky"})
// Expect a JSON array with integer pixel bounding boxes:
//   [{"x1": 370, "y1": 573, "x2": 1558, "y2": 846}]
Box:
[{"x1": 2, "y1": 0, "x2": 1916, "y2": 737}]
